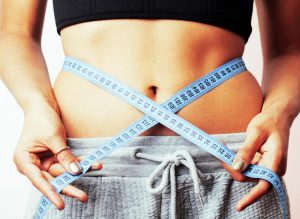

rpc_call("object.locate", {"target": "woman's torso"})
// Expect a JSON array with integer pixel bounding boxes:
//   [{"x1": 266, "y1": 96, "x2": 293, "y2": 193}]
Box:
[{"x1": 53, "y1": 19, "x2": 263, "y2": 138}]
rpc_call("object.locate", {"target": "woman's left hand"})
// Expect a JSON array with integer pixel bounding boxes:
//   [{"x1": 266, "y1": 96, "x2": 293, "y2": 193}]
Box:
[{"x1": 221, "y1": 111, "x2": 290, "y2": 212}]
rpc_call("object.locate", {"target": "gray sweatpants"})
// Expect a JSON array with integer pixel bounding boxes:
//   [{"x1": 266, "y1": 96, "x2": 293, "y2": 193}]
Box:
[{"x1": 24, "y1": 132, "x2": 290, "y2": 219}]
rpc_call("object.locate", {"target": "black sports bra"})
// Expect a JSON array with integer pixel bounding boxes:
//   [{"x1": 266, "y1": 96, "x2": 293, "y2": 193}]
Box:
[{"x1": 53, "y1": 0, "x2": 254, "y2": 43}]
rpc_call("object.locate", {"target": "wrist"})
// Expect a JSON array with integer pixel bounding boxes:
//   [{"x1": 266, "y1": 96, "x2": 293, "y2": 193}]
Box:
[
  {"x1": 261, "y1": 98, "x2": 299, "y2": 128},
  {"x1": 22, "y1": 92, "x2": 61, "y2": 117}
]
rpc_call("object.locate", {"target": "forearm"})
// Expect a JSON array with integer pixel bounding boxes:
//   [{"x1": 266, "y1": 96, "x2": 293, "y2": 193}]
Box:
[
  {"x1": 261, "y1": 53, "x2": 300, "y2": 126},
  {"x1": 0, "y1": 32, "x2": 60, "y2": 114}
]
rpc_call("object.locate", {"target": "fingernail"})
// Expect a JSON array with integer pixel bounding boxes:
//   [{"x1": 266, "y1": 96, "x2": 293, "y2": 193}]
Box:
[
  {"x1": 69, "y1": 161, "x2": 82, "y2": 175},
  {"x1": 91, "y1": 163, "x2": 103, "y2": 171},
  {"x1": 233, "y1": 157, "x2": 245, "y2": 171}
]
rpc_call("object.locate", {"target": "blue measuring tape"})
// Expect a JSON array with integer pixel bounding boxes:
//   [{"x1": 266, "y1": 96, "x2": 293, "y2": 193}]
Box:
[{"x1": 35, "y1": 57, "x2": 287, "y2": 219}]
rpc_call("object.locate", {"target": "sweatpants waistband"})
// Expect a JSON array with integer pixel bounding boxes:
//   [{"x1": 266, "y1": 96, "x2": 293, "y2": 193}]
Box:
[{"x1": 66, "y1": 132, "x2": 247, "y2": 177}]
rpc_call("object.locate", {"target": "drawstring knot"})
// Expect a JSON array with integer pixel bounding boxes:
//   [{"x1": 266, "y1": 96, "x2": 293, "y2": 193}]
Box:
[
  {"x1": 165, "y1": 153, "x2": 181, "y2": 166},
  {"x1": 135, "y1": 149, "x2": 204, "y2": 219}
]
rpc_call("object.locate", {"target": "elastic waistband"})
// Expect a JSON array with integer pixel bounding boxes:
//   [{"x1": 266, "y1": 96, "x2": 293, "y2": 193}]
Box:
[{"x1": 66, "y1": 132, "x2": 246, "y2": 177}]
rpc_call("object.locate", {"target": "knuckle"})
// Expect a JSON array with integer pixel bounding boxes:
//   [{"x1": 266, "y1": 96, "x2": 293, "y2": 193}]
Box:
[
  {"x1": 58, "y1": 150, "x2": 75, "y2": 163},
  {"x1": 252, "y1": 125, "x2": 264, "y2": 134},
  {"x1": 248, "y1": 124, "x2": 267, "y2": 137},
  {"x1": 253, "y1": 126, "x2": 269, "y2": 139},
  {"x1": 263, "y1": 113, "x2": 277, "y2": 125}
]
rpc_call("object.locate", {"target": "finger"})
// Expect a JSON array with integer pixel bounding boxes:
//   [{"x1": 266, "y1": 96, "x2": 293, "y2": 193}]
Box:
[
  {"x1": 220, "y1": 140, "x2": 261, "y2": 165},
  {"x1": 221, "y1": 161, "x2": 257, "y2": 183},
  {"x1": 40, "y1": 156, "x2": 57, "y2": 172},
  {"x1": 22, "y1": 163, "x2": 65, "y2": 210},
  {"x1": 233, "y1": 127, "x2": 268, "y2": 172},
  {"x1": 260, "y1": 134, "x2": 287, "y2": 176},
  {"x1": 219, "y1": 140, "x2": 256, "y2": 183},
  {"x1": 236, "y1": 179, "x2": 271, "y2": 211},
  {"x1": 49, "y1": 140, "x2": 82, "y2": 175},
  {"x1": 77, "y1": 156, "x2": 103, "y2": 171},
  {"x1": 42, "y1": 171, "x2": 88, "y2": 202},
  {"x1": 41, "y1": 155, "x2": 103, "y2": 173},
  {"x1": 251, "y1": 152, "x2": 262, "y2": 165},
  {"x1": 48, "y1": 162, "x2": 103, "y2": 177}
]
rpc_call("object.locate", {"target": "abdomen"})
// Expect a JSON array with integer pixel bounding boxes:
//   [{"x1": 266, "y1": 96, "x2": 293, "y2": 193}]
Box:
[{"x1": 53, "y1": 19, "x2": 263, "y2": 138}]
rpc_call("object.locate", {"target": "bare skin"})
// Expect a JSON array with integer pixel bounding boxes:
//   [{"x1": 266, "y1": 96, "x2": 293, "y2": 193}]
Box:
[
  {"x1": 54, "y1": 19, "x2": 263, "y2": 137},
  {"x1": 0, "y1": 0, "x2": 300, "y2": 214}
]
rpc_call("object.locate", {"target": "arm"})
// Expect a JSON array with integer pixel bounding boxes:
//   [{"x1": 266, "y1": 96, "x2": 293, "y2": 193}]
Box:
[
  {"x1": 0, "y1": 0, "x2": 90, "y2": 209},
  {"x1": 222, "y1": 0, "x2": 300, "y2": 212},
  {"x1": 258, "y1": 0, "x2": 300, "y2": 128},
  {"x1": 0, "y1": 0, "x2": 58, "y2": 113}
]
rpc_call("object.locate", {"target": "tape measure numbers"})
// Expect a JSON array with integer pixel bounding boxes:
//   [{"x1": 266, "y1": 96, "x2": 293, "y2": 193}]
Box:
[{"x1": 35, "y1": 57, "x2": 287, "y2": 219}]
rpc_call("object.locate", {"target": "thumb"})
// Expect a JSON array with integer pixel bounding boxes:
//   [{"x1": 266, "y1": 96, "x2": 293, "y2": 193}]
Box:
[
  {"x1": 49, "y1": 138, "x2": 82, "y2": 175},
  {"x1": 232, "y1": 127, "x2": 268, "y2": 172}
]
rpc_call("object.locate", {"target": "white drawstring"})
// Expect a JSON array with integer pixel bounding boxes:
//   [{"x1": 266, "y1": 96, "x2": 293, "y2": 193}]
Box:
[{"x1": 134, "y1": 149, "x2": 204, "y2": 219}]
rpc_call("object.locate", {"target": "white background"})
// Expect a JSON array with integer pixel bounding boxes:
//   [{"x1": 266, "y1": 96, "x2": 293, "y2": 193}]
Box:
[{"x1": 0, "y1": 2, "x2": 299, "y2": 218}]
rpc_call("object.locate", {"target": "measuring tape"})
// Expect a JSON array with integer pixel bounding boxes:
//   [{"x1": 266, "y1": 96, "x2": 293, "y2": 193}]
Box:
[{"x1": 35, "y1": 57, "x2": 287, "y2": 219}]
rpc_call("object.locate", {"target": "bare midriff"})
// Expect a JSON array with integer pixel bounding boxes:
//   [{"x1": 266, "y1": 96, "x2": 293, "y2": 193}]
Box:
[{"x1": 53, "y1": 19, "x2": 263, "y2": 138}]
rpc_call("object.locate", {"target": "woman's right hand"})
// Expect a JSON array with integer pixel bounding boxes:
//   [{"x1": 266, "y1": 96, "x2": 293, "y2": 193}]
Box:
[{"x1": 12, "y1": 101, "x2": 101, "y2": 210}]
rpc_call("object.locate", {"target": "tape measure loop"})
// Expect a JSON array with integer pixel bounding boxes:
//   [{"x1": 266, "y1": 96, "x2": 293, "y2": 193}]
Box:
[{"x1": 34, "y1": 56, "x2": 287, "y2": 219}]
